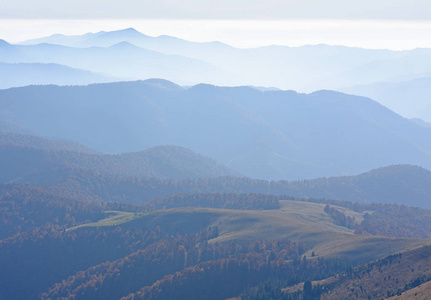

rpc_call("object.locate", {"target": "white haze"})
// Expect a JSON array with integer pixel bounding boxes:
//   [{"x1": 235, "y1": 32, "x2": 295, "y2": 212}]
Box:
[{"x1": 2, "y1": 19, "x2": 431, "y2": 50}]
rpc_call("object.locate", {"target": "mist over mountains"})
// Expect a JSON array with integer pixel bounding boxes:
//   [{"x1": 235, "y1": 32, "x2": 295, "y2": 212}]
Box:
[
  {"x1": 16, "y1": 28, "x2": 431, "y2": 89},
  {"x1": 0, "y1": 62, "x2": 113, "y2": 89},
  {"x1": 0, "y1": 39, "x2": 231, "y2": 87},
  {"x1": 343, "y1": 75, "x2": 431, "y2": 122},
  {"x1": 1, "y1": 79, "x2": 431, "y2": 180},
  {"x1": 0, "y1": 28, "x2": 429, "y2": 122}
]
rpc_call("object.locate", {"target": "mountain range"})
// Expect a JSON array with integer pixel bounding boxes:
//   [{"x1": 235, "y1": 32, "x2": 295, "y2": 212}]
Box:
[
  {"x1": 15, "y1": 28, "x2": 431, "y2": 93},
  {"x1": 2, "y1": 128, "x2": 431, "y2": 208},
  {"x1": 342, "y1": 75, "x2": 431, "y2": 122},
  {"x1": 0, "y1": 62, "x2": 113, "y2": 89},
  {"x1": 1, "y1": 79, "x2": 431, "y2": 180},
  {"x1": 0, "y1": 132, "x2": 239, "y2": 182},
  {"x1": 2, "y1": 28, "x2": 431, "y2": 123},
  {"x1": 0, "y1": 38, "x2": 233, "y2": 87},
  {"x1": 3, "y1": 26, "x2": 431, "y2": 300}
]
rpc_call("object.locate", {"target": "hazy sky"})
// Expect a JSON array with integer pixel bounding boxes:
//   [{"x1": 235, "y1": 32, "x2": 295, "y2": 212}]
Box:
[
  {"x1": 1, "y1": 0, "x2": 431, "y2": 19},
  {"x1": 1, "y1": 1, "x2": 431, "y2": 50}
]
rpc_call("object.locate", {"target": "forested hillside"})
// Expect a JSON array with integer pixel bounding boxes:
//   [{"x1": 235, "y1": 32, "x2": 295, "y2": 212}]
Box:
[
  {"x1": 317, "y1": 245, "x2": 431, "y2": 299},
  {"x1": 8, "y1": 163, "x2": 431, "y2": 209},
  {"x1": 0, "y1": 185, "x2": 105, "y2": 240},
  {"x1": 2, "y1": 185, "x2": 430, "y2": 300},
  {"x1": 0, "y1": 143, "x2": 239, "y2": 182},
  {"x1": 0, "y1": 131, "x2": 97, "y2": 153}
]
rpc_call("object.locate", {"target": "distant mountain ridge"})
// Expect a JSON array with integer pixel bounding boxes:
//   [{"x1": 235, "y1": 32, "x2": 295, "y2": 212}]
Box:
[
  {"x1": 18, "y1": 28, "x2": 231, "y2": 54},
  {"x1": 410, "y1": 118, "x2": 431, "y2": 129},
  {"x1": 342, "y1": 75, "x2": 431, "y2": 122},
  {"x1": 6, "y1": 28, "x2": 431, "y2": 121},
  {"x1": 0, "y1": 132, "x2": 240, "y2": 182},
  {"x1": 0, "y1": 38, "x2": 235, "y2": 87},
  {"x1": 282, "y1": 164, "x2": 431, "y2": 208},
  {"x1": 9, "y1": 163, "x2": 431, "y2": 209},
  {"x1": 1, "y1": 80, "x2": 431, "y2": 179},
  {"x1": 0, "y1": 62, "x2": 113, "y2": 90},
  {"x1": 0, "y1": 145, "x2": 240, "y2": 182},
  {"x1": 0, "y1": 131, "x2": 97, "y2": 154},
  {"x1": 15, "y1": 28, "x2": 431, "y2": 93}
]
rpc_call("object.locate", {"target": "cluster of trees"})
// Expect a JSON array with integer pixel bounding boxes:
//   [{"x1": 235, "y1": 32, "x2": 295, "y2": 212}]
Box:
[
  {"x1": 0, "y1": 222, "x2": 175, "y2": 299},
  {"x1": 322, "y1": 202, "x2": 431, "y2": 239},
  {"x1": 324, "y1": 205, "x2": 356, "y2": 229},
  {"x1": 241, "y1": 279, "x2": 323, "y2": 300},
  {"x1": 5, "y1": 160, "x2": 431, "y2": 213},
  {"x1": 125, "y1": 255, "x2": 352, "y2": 300},
  {"x1": 354, "y1": 205, "x2": 431, "y2": 238},
  {"x1": 43, "y1": 237, "x2": 303, "y2": 300},
  {"x1": 144, "y1": 193, "x2": 281, "y2": 210},
  {"x1": 0, "y1": 185, "x2": 105, "y2": 239},
  {"x1": 308, "y1": 245, "x2": 431, "y2": 299}
]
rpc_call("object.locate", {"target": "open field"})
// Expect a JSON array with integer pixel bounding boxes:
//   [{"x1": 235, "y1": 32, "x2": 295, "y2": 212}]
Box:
[
  {"x1": 66, "y1": 199, "x2": 428, "y2": 264},
  {"x1": 67, "y1": 210, "x2": 147, "y2": 231},
  {"x1": 118, "y1": 201, "x2": 427, "y2": 264}
]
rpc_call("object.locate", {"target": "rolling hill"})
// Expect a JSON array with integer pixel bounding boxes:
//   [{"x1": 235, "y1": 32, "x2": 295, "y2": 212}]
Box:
[
  {"x1": 6, "y1": 147, "x2": 431, "y2": 208},
  {"x1": 274, "y1": 164, "x2": 431, "y2": 208},
  {"x1": 2, "y1": 171, "x2": 431, "y2": 300},
  {"x1": 0, "y1": 144, "x2": 239, "y2": 183},
  {"x1": 0, "y1": 131, "x2": 240, "y2": 182},
  {"x1": 2, "y1": 187, "x2": 429, "y2": 300}
]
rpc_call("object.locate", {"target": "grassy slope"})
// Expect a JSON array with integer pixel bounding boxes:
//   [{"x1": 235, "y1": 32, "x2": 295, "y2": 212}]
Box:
[
  {"x1": 119, "y1": 201, "x2": 426, "y2": 265},
  {"x1": 57, "y1": 199, "x2": 430, "y2": 299},
  {"x1": 387, "y1": 280, "x2": 431, "y2": 299},
  {"x1": 67, "y1": 211, "x2": 147, "y2": 231}
]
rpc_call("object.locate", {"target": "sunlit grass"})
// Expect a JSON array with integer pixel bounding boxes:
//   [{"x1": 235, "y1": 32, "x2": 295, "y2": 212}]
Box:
[{"x1": 67, "y1": 210, "x2": 148, "y2": 231}]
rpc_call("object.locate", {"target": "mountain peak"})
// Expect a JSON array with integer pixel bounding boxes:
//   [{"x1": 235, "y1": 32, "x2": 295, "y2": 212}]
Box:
[
  {"x1": 108, "y1": 41, "x2": 142, "y2": 50},
  {"x1": 122, "y1": 27, "x2": 139, "y2": 33},
  {"x1": 102, "y1": 28, "x2": 146, "y2": 38},
  {"x1": 48, "y1": 33, "x2": 67, "y2": 38},
  {"x1": 142, "y1": 78, "x2": 183, "y2": 91},
  {"x1": 363, "y1": 164, "x2": 430, "y2": 176},
  {"x1": 0, "y1": 39, "x2": 12, "y2": 47}
]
